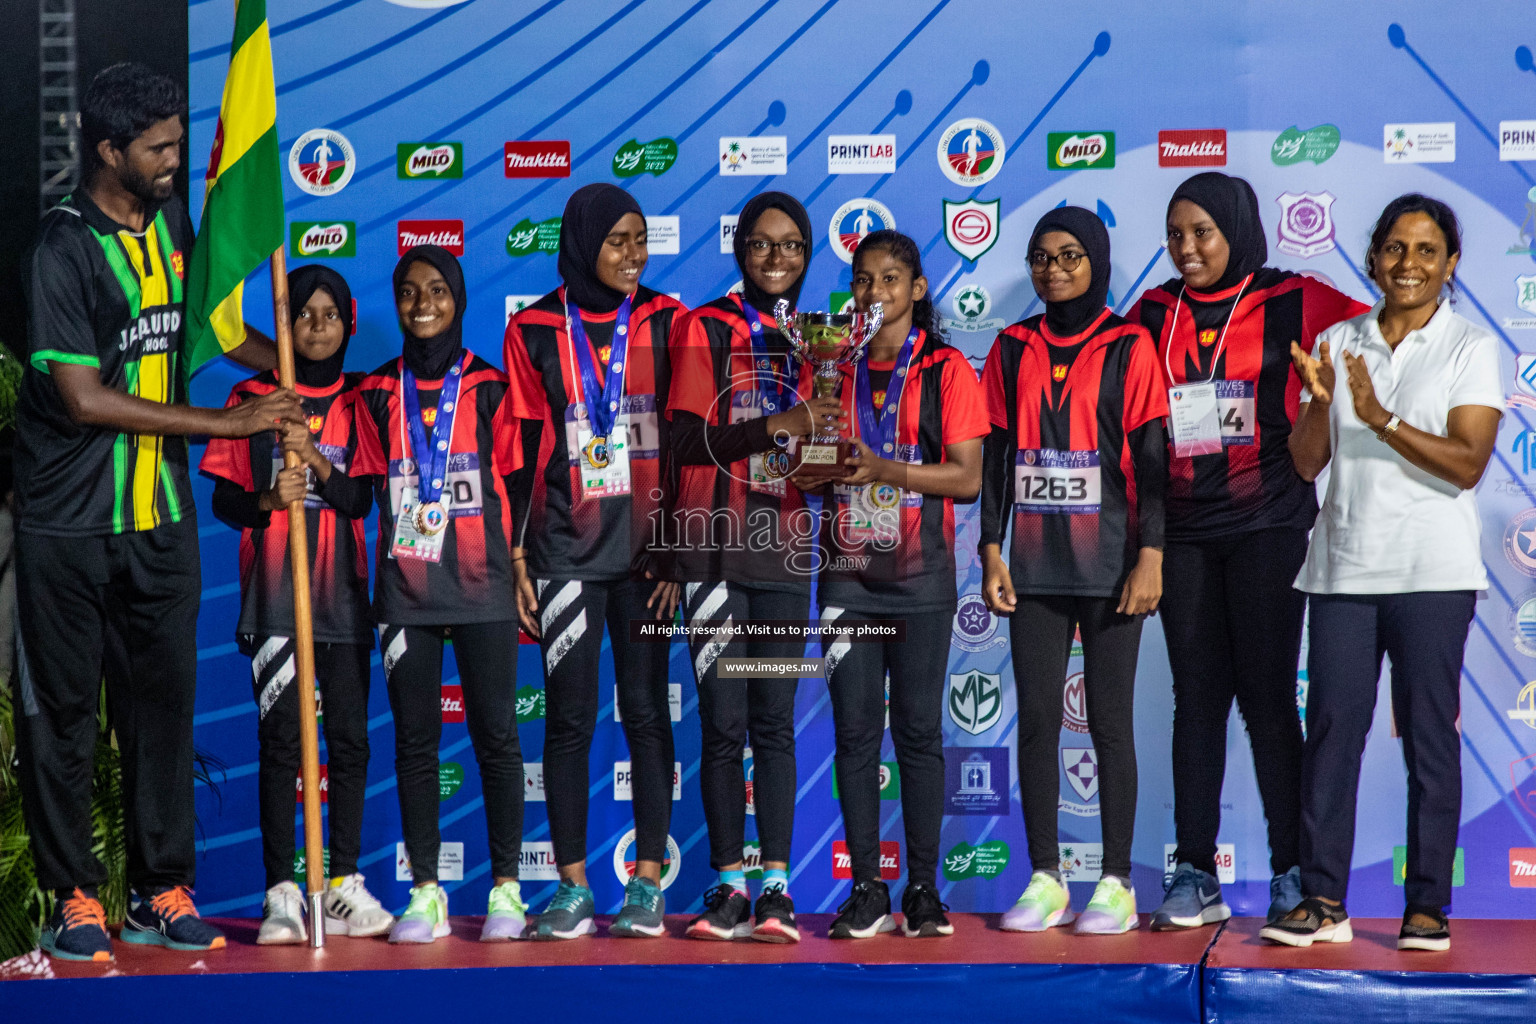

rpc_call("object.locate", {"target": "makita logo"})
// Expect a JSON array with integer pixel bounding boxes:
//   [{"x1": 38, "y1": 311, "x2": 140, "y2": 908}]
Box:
[
  {"x1": 407, "y1": 145, "x2": 455, "y2": 176},
  {"x1": 398, "y1": 219, "x2": 465, "y2": 256},
  {"x1": 299, "y1": 223, "x2": 350, "y2": 255},
  {"x1": 441, "y1": 684, "x2": 465, "y2": 723},
  {"x1": 831, "y1": 840, "x2": 900, "y2": 879},
  {"x1": 505, "y1": 141, "x2": 571, "y2": 178},
  {"x1": 1158, "y1": 129, "x2": 1227, "y2": 167},
  {"x1": 1511, "y1": 848, "x2": 1536, "y2": 886}
]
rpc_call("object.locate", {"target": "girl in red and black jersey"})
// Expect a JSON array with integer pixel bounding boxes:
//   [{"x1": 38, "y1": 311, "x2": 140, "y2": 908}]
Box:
[
  {"x1": 667, "y1": 192, "x2": 841, "y2": 943},
  {"x1": 810, "y1": 230, "x2": 988, "y2": 940},
  {"x1": 503, "y1": 184, "x2": 684, "y2": 940},
  {"x1": 980, "y1": 207, "x2": 1168, "y2": 936},
  {"x1": 351, "y1": 245, "x2": 528, "y2": 944},
  {"x1": 201, "y1": 265, "x2": 392, "y2": 945},
  {"x1": 1126, "y1": 173, "x2": 1366, "y2": 929}
]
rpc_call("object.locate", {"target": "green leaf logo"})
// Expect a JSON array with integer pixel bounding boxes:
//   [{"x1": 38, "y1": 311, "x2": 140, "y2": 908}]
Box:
[
  {"x1": 613, "y1": 137, "x2": 678, "y2": 178},
  {"x1": 943, "y1": 840, "x2": 1010, "y2": 881},
  {"x1": 439, "y1": 761, "x2": 465, "y2": 801},
  {"x1": 506, "y1": 217, "x2": 562, "y2": 257},
  {"x1": 516, "y1": 685, "x2": 546, "y2": 722},
  {"x1": 1272, "y1": 124, "x2": 1340, "y2": 166}
]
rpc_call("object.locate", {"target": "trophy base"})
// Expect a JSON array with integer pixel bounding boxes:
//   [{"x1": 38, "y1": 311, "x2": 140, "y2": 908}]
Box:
[{"x1": 792, "y1": 440, "x2": 856, "y2": 481}]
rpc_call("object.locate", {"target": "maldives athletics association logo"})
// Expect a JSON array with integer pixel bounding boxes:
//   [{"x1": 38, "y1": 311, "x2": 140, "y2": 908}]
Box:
[
  {"x1": 1275, "y1": 192, "x2": 1337, "y2": 258},
  {"x1": 943, "y1": 199, "x2": 999, "y2": 262},
  {"x1": 828, "y1": 199, "x2": 894, "y2": 264},
  {"x1": 612, "y1": 829, "x2": 682, "y2": 891},
  {"x1": 937, "y1": 118, "x2": 1005, "y2": 186},
  {"x1": 289, "y1": 129, "x2": 355, "y2": 197}
]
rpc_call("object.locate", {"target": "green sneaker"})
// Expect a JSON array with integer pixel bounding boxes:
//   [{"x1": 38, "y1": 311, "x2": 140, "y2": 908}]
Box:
[
  {"x1": 1075, "y1": 876, "x2": 1138, "y2": 935},
  {"x1": 610, "y1": 876, "x2": 666, "y2": 938},
  {"x1": 533, "y1": 881, "x2": 596, "y2": 940},
  {"x1": 388, "y1": 882, "x2": 450, "y2": 944},
  {"x1": 481, "y1": 880, "x2": 527, "y2": 941},
  {"x1": 1000, "y1": 871, "x2": 1076, "y2": 932}
]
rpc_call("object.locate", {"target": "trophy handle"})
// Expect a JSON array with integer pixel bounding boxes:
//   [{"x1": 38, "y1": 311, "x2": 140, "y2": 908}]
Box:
[
  {"x1": 846, "y1": 301, "x2": 883, "y2": 362},
  {"x1": 773, "y1": 298, "x2": 804, "y2": 355}
]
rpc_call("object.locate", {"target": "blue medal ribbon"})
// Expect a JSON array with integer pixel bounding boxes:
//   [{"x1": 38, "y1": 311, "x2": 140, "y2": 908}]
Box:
[
  {"x1": 739, "y1": 296, "x2": 794, "y2": 415},
  {"x1": 400, "y1": 353, "x2": 466, "y2": 506},
  {"x1": 855, "y1": 326, "x2": 919, "y2": 455},
  {"x1": 566, "y1": 292, "x2": 633, "y2": 440}
]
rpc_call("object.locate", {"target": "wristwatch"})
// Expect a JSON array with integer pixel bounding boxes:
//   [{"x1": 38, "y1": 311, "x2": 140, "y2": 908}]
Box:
[{"x1": 1375, "y1": 413, "x2": 1401, "y2": 443}]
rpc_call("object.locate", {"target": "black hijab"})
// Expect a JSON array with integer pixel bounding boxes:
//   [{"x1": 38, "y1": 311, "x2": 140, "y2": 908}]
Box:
[
  {"x1": 1167, "y1": 172, "x2": 1267, "y2": 292},
  {"x1": 288, "y1": 264, "x2": 352, "y2": 389},
  {"x1": 1029, "y1": 206, "x2": 1112, "y2": 337},
  {"x1": 734, "y1": 191, "x2": 813, "y2": 314},
  {"x1": 559, "y1": 183, "x2": 644, "y2": 314},
  {"x1": 393, "y1": 244, "x2": 466, "y2": 380}
]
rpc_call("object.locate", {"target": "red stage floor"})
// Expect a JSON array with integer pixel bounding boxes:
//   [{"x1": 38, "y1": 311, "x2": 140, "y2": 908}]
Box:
[
  {"x1": 1208, "y1": 916, "x2": 1536, "y2": 975},
  {"x1": 0, "y1": 912, "x2": 1213, "y2": 980}
]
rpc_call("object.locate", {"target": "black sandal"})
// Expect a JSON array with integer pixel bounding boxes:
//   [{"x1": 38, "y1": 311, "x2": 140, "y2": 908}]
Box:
[
  {"x1": 1398, "y1": 905, "x2": 1450, "y2": 951},
  {"x1": 1258, "y1": 896, "x2": 1352, "y2": 947}
]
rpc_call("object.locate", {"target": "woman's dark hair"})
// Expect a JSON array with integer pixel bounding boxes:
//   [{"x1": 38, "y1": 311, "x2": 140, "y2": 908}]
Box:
[
  {"x1": 1365, "y1": 193, "x2": 1462, "y2": 297},
  {"x1": 852, "y1": 229, "x2": 945, "y2": 342},
  {"x1": 80, "y1": 62, "x2": 185, "y2": 175}
]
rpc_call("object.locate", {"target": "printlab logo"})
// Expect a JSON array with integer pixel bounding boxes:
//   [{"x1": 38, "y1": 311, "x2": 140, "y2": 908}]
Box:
[
  {"x1": 506, "y1": 216, "x2": 562, "y2": 257},
  {"x1": 1060, "y1": 746, "x2": 1099, "y2": 816},
  {"x1": 1275, "y1": 192, "x2": 1337, "y2": 258},
  {"x1": 438, "y1": 762, "x2": 464, "y2": 801},
  {"x1": 943, "y1": 199, "x2": 1000, "y2": 262},
  {"x1": 719, "y1": 215, "x2": 739, "y2": 255},
  {"x1": 290, "y1": 221, "x2": 355, "y2": 258},
  {"x1": 1058, "y1": 843, "x2": 1102, "y2": 883},
  {"x1": 288, "y1": 129, "x2": 355, "y2": 196},
  {"x1": 948, "y1": 670, "x2": 1003, "y2": 735},
  {"x1": 1508, "y1": 276, "x2": 1536, "y2": 330},
  {"x1": 944, "y1": 746, "x2": 1008, "y2": 815},
  {"x1": 613, "y1": 761, "x2": 683, "y2": 801},
  {"x1": 944, "y1": 284, "x2": 1006, "y2": 334},
  {"x1": 832, "y1": 840, "x2": 901, "y2": 880},
  {"x1": 397, "y1": 841, "x2": 464, "y2": 882},
  {"x1": 1500, "y1": 121, "x2": 1536, "y2": 162},
  {"x1": 521, "y1": 841, "x2": 559, "y2": 881},
  {"x1": 1164, "y1": 844, "x2": 1235, "y2": 886},
  {"x1": 952, "y1": 591, "x2": 1006, "y2": 652},
  {"x1": 943, "y1": 840, "x2": 1010, "y2": 881},
  {"x1": 1504, "y1": 509, "x2": 1536, "y2": 577},
  {"x1": 612, "y1": 830, "x2": 682, "y2": 890},
  {"x1": 1511, "y1": 848, "x2": 1536, "y2": 887},
  {"x1": 937, "y1": 118, "x2": 1005, "y2": 186},
  {"x1": 398, "y1": 219, "x2": 464, "y2": 256},
  {"x1": 1271, "y1": 124, "x2": 1339, "y2": 166},
  {"x1": 1158, "y1": 129, "x2": 1226, "y2": 167},
  {"x1": 828, "y1": 134, "x2": 896, "y2": 174},
  {"x1": 1062, "y1": 672, "x2": 1089, "y2": 733},
  {"x1": 440, "y1": 684, "x2": 465, "y2": 723},
  {"x1": 504, "y1": 141, "x2": 571, "y2": 178},
  {"x1": 828, "y1": 199, "x2": 894, "y2": 264},
  {"x1": 1383, "y1": 123, "x2": 1455, "y2": 163},
  {"x1": 1393, "y1": 846, "x2": 1464, "y2": 886},
  {"x1": 614, "y1": 137, "x2": 679, "y2": 178},
  {"x1": 1048, "y1": 131, "x2": 1115, "y2": 170},
  {"x1": 719, "y1": 136, "x2": 787, "y2": 175},
  {"x1": 397, "y1": 141, "x2": 462, "y2": 178}
]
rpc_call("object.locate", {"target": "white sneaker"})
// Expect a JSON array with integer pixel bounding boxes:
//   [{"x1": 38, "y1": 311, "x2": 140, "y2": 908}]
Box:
[
  {"x1": 324, "y1": 873, "x2": 395, "y2": 937},
  {"x1": 257, "y1": 881, "x2": 307, "y2": 945}
]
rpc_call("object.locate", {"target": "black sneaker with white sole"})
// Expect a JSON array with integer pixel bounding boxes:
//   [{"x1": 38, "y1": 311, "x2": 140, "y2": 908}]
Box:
[
  {"x1": 1398, "y1": 905, "x2": 1450, "y2": 951},
  {"x1": 751, "y1": 887, "x2": 799, "y2": 943},
  {"x1": 900, "y1": 882, "x2": 954, "y2": 937},
  {"x1": 1258, "y1": 896, "x2": 1352, "y2": 947},
  {"x1": 685, "y1": 884, "x2": 751, "y2": 940},
  {"x1": 829, "y1": 880, "x2": 895, "y2": 939}
]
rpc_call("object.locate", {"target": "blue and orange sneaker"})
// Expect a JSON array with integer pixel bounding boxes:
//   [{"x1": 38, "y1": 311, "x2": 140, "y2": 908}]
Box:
[
  {"x1": 39, "y1": 888, "x2": 113, "y2": 962},
  {"x1": 121, "y1": 886, "x2": 227, "y2": 951}
]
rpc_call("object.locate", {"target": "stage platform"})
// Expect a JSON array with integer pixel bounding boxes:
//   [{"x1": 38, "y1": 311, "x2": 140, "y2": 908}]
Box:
[{"x1": 3, "y1": 915, "x2": 1534, "y2": 1022}]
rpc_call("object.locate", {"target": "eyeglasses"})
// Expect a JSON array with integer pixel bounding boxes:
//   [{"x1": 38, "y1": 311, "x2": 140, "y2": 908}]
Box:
[
  {"x1": 745, "y1": 238, "x2": 806, "y2": 256},
  {"x1": 1027, "y1": 250, "x2": 1088, "y2": 272}
]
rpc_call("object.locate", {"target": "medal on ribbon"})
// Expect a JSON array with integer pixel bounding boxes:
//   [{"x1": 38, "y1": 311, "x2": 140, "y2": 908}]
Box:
[{"x1": 400, "y1": 353, "x2": 466, "y2": 538}]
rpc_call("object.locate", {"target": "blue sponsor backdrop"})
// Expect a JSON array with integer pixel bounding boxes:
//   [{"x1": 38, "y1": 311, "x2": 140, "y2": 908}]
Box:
[{"x1": 185, "y1": 0, "x2": 1536, "y2": 919}]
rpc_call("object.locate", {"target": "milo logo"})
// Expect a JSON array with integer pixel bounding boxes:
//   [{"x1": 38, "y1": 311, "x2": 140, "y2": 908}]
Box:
[
  {"x1": 943, "y1": 840, "x2": 1010, "y2": 881},
  {"x1": 397, "y1": 142, "x2": 463, "y2": 179},
  {"x1": 290, "y1": 221, "x2": 355, "y2": 258},
  {"x1": 1048, "y1": 131, "x2": 1115, "y2": 169}
]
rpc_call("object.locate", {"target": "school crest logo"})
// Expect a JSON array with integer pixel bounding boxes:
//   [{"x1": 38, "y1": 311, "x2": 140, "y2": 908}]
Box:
[
  {"x1": 943, "y1": 198, "x2": 1000, "y2": 262},
  {"x1": 1275, "y1": 191, "x2": 1337, "y2": 259},
  {"x1": 937, "y1": 118, "x2": 1005, "y2": 186},
  {"x1": 289, "y1": 129, "x2": 355, "y2": 196},
  {"x1": 948, "y1": 669, "x2": 1003, "y2": 735}
]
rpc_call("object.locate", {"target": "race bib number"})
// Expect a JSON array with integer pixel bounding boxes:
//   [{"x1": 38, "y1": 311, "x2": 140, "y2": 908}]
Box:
[
  {"x1": 270, "y1": 442, "x2": 348, "y2": 510},
  {"x1": 391, "y1": 486, "x2": 445, "y2": 563},
  {"x1": 1168, "y1": 382, "x2": 1222, "y2": 458},
  {"x1": 387, "y1": 453, "x2": 484, "y2": 519},
  {"x1": 1014, "y1": 449, "x2": 1100, "y2": 514},
  {"x1": 731, "y1": 391, "x2": 797, "y2": 495},
  {"x1": 564, "y1": 395, "x2": 658, "y2": 500},
  {"x1": 1213, "y1": 380, "x2": 1255, "y2": 446},
  {"x1": 834, "y1": 444, "x2": 921, "y2": 543}
]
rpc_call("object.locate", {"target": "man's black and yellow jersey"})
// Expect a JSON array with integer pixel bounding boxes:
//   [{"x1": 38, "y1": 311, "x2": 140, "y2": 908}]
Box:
[{"x1": 17, "y1": 189, "x2": 196, "y2": 536}]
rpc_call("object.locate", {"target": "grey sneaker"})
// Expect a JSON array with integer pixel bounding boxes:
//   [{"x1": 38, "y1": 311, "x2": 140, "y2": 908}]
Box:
[
  {"x1": 609, "y1": 876, "x2": 666, "y2": 938},
  {"x1": 1152, "y1": 863, "x2": 1231, "y2": 931},
  {"x1": 532, "y1": 881, "x2": 595, "y2": 940},
  {"x1": 1268, "y1": 865, "x2": 1303, "y2": 923},
  {"x1": 480, "y1": 880, "x2": 527, "y2": 941}
]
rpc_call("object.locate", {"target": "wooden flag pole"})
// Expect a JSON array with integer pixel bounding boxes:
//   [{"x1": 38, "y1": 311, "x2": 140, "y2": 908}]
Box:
[{"x1": 270, "y1": 244, "x2": 327, "y2": 950}]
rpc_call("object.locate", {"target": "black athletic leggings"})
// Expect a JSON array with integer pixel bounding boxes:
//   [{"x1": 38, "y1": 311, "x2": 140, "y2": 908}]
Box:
[
  {"x1": 822, "y1": 603, "x2": 953, "y2": 888},
  {"x1": 538, "y1": 575, "x2": 675, "y2": 867},
  {"x1": 685, "y1": 581, "x2": 807, "y2": 870},
  {"x1": 1161, "y1": 527, "x2": 1308, "y2": 878},
  {"x1": 247, "y1": 637, "x2": 371, "y2": 890},
  {"x1": 1012, "y1": 595, "x2": 1141, "y2": 879},
  {"x1": 380, "y1": 620, "x2": 523, "y2": 883}
]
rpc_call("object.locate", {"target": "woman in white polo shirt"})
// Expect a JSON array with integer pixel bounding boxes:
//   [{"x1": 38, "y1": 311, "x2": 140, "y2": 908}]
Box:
[{"x1": 1260, "y1": 194, "x2": 1501, "y2": 953}]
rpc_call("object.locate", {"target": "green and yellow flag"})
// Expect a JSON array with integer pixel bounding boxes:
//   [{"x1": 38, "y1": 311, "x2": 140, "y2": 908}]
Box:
[{"x1": 184, "y1": 0, "x2": 282, "y2": 376}]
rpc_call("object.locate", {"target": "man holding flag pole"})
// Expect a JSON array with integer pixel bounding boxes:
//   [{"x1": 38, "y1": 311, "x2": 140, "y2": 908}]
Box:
[{"x1": 15, "y1": 5, "x2": 310, "y2": 962}]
